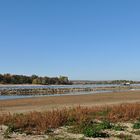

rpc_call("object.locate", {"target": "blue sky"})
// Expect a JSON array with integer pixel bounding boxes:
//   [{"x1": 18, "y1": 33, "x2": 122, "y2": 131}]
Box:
[{"x1": 0, "y1": 0, "x2": 140, "y2": 80}]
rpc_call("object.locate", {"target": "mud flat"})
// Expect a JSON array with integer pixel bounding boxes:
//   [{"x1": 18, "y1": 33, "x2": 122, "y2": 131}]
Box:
[{"x1": 0, "y1": 90, "x2": 140, "y2": 114}]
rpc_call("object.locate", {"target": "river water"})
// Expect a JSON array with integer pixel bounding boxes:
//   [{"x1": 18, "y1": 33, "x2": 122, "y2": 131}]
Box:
[
  {"x1": 0, "y1": 84, "x2": 139, "y2": 100},
  {"x1": 0, "y1": 84, "x2": 120, "y2": 90}
]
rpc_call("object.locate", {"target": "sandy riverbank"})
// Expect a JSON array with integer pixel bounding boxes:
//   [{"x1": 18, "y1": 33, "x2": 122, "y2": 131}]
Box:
[{"x1": 0, "y1": 90, "x2": 140, "y2": 114}]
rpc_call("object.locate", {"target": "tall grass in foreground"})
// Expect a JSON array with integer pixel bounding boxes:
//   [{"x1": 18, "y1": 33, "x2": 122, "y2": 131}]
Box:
[{"x1": 0, "y1": 103, "x2": 140, "y2": 134}]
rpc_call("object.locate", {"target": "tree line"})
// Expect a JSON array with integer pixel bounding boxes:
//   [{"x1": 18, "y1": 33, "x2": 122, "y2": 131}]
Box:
[
  {"x1": 72, "y1": 80, "x2": 139, "y2": 85},
  {"x1": 0, "y1": 74, "x2": 72, "y2": 85}
]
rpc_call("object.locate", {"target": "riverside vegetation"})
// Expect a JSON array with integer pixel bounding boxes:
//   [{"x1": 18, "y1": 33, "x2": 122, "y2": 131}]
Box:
[
  {"x1": 0, "y1": 73, "x2": 139, "y2": 85},
  {"x1": 1, "y1": 103, "x2": 140, "y2": 139},
  {"x1": 0, "y1": 74, "x2": 71, "y2": 85}
]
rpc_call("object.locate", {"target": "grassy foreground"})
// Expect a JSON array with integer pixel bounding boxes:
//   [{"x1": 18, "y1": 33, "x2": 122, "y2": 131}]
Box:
[{"x1": 1, "y1": 103, "x2": 140, "y2": 139}]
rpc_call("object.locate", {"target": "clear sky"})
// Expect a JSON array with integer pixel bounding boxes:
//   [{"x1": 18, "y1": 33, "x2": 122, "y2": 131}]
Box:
[{"x1": 0, "y1": 0, "x2": 140, "y2": 80}]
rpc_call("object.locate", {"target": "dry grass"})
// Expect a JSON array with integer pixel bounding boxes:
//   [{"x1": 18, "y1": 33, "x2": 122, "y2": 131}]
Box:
[{"x1": 0, "y1": 103, "x2": 140, "y2": 134}]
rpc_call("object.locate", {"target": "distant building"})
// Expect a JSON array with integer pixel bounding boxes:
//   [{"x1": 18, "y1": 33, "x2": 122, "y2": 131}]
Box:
[{"x1": 123, "y1": 82, "x2": 131, "y2": 86}]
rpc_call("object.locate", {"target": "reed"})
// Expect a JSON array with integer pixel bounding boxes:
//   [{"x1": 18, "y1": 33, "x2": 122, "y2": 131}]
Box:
[{"x1": 0, "y1": 103, "x2": 140, "y2": 134}]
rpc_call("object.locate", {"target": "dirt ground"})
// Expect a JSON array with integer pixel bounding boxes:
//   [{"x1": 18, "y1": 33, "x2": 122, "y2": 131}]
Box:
[{"x1": 0, "y1": 90, "x2": 140, "y2": 114}]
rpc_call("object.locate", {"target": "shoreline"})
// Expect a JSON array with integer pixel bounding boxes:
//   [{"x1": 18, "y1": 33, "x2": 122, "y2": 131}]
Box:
[{"x1": 0, "y1": 90, "x2": 140, "y2": 114}]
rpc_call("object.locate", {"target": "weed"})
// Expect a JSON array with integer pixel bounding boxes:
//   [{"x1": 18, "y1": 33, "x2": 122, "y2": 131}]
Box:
[
  {"x1": 113, "y1": 124, "x2": 125, "y2": 131},
  {"x1": 3, "y1": 130, "x2": 11, "y2": 139},
  {"x1": 47, "y1": 135, "x2": 84, "y2": 140},
  {"x1": 1, "y1": 103, "x2": 140, "y2": 134},
  {"x1": 68, "y1": 120, "x2": 110, "y2": 138},
  {"x1": 83, "y1": 126, "x2": 109, "y2": 138},
  {"x1": 133, "y1": 121, "x2": 140, "y2": 129},
  {"x1": 133, "y1": 130, "x2": 140, "y2": 135},
  {"x1": 6, "y1": 123, "x2": 16, "y2": 133},
  {"x1": 99, "y1": 120, "x2": 113, "y2": 129},
  {"x1": 96, "y1": 108, "x2": 111, "y2": 117},
  {"x1": 116, "y1": 133, "x2": 132, "y2": 140},
  {"x1": 3, "y1": 124, "x2": 15, "y2": 139},
  {"x1": 66, "y1": 117, "x2": 76, "y2": 126},
  {"x1": 46, "y1": 128, "x2": 54, "y2": 133}
]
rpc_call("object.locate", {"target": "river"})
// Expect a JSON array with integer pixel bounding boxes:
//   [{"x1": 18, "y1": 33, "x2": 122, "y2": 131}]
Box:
[{"x1": 0, "y1": 84, "x2": 140, "y2": 100}]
